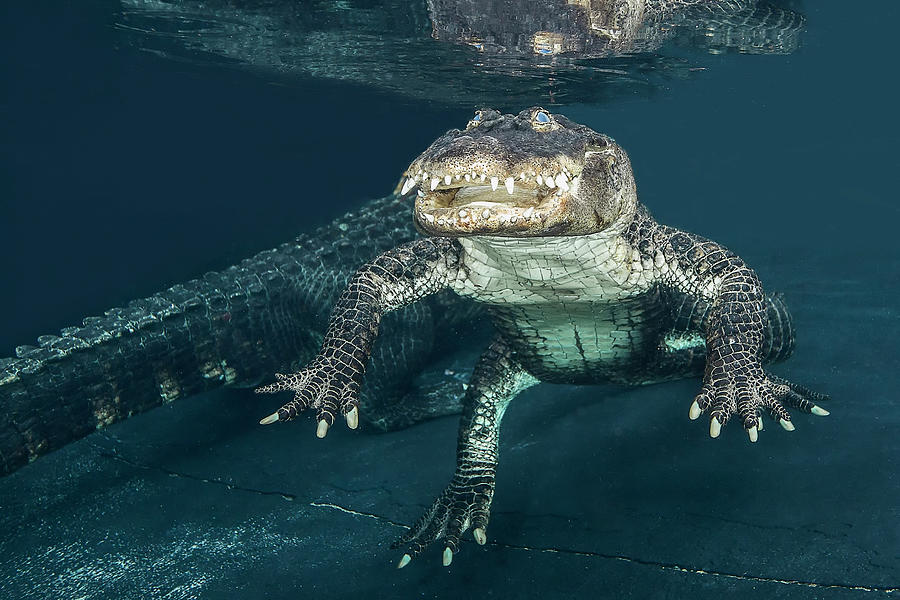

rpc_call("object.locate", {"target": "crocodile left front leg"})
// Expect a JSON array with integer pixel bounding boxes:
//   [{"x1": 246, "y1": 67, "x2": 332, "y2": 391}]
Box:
[
  {"x1": 650, "y1": 224, "x2": 830, "y2": 440},
  {"x1": 393, "y1": 336, "x2": 538, "y2": 568}
]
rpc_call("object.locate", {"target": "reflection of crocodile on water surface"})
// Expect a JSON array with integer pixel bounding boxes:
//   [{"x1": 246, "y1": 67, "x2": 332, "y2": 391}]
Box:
[
  {"x1": 256, "y1": 108, "x2": 830, "y2": 567},
  {"x1": 118, "y1": 0, "x2": 805, "y2": 104}
]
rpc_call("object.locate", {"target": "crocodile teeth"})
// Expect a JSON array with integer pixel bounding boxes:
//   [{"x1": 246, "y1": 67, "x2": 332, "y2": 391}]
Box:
[
  {"x1": 555, "y1": 174, "x2": 569, "y2": 191},
  {"x1": 480, "y1": 173, "x2": 486, "y2": 182},
  {"x1": 464, "y1": 174, "x2": 471, "y2": 181},
  {"x1": 423, "y1": 213, "x2": 435, "y2": 223},
  {"x1": 444, "y1": 175, "x2": 452, "y2": 185},
  {"x1": 490, "y1": 176, "x2": 499, "y2": 191},
  {"x1": 545, "y1": 175, "x2": 555, "y2": 188},
  {"x1": 481, "y1": 208, "x2": 491, "y2": 219},
  {"x1": 417, "y1": 190, "x2": 425, "y2": 197},
  {"x1": 523, "y1": 207, "x2": 534, "y2": 218},
  {"x1": 505, "y1": 177, "x2": 515, "y2": 194},
  {"x1": 536, "y1": 175, "x2": 543, "y2": 185},
  {"x1": 431, "y1": 178, "x2": 440, "y2": 191},
  {"x1": 400, "y1": 178, "x2": 416, "y2": 195}
]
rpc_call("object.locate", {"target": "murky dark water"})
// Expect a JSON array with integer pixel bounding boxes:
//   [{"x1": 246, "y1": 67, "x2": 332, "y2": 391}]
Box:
[{"x1": 1, "y1": 2, "x2": 897, "y2": 598}]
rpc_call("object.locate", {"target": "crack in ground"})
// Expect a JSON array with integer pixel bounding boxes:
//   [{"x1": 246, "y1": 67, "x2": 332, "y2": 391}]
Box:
[
  {"x1": 91, "y1": 443, "x2": 299, "y2": 501},
  {"x1": 487, "y1": 540, "x2": 899, "y2": 594},
  {"x1": 93, "y1": 446, "x2": 898, "y2": 594}
]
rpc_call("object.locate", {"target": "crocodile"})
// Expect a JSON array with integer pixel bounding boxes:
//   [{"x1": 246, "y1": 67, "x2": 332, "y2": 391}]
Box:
[
  {"x1": 0, "y1": 198, "x2": 485, "y2": 477},
  {"x1": 257, "y1": 107, "x2": 829, "y2": 568},
  {"x1": 0, "y1": 0, "x2": 806, "y2": 477},
  {"x1": 118, "y1": 0, "x2": 805, "y2": 106}
]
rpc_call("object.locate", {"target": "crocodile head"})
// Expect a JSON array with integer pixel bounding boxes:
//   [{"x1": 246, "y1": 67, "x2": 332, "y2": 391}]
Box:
[{"x1": 399, "y1": 107, "x2": 637, "y2": 237}]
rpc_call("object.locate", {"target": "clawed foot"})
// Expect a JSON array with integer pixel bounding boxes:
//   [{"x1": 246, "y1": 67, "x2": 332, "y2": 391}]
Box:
[
  {"x1": 689, "y1": 359, "x2": 830, "y2": 441},
  {"x1": 392, "y1": 473, "x2": 493, "y2": 568},
  {"x1": 255, "y1": 357, "x2": 360, "y2": 438}
]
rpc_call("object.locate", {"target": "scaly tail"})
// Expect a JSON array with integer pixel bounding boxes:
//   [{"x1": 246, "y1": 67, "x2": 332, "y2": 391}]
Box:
[{"x1": 0, "y1": 195, "x2": 423, "y2": 476}]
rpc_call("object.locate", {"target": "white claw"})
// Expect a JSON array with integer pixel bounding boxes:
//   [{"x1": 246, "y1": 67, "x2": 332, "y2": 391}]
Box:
[
  {"x1": 397, "y1": 554, "x2": 412, "y2": 569},
  {"x1": 444, "y1": 175, "x2": 452, "y2": 185},
  {"x1": 431, "y1": 178, "x2": 440, "y2": 191},
  {"x1": 316, "y1": 419, "x2": 329, "y2": 438},
  {"x1": 400, "y1": 178, "x2": 416, "y2": 195},
  {"x1": 442, "y1": 547, "x2": 453, "y2": 567},
  {"x1": 505, "y1": 177, "x2": 515, "y2": 194},
  {"x1": 779, "y1": 418, "x2": 795, "y2": 431},
  {"x1": 345, "y1": 406, "x2": 359, "y2": 429},
  {"x1": 709, "y1": 417, "x2": 722, "y2": 438},
  {"x1": 259, "y1": 412, "x2": 279, "y2": 425},
  {"x1": 555, "y1": 173, "x2": 569, "y2": 191},
  {"x1": 536, "y1": 175, "x2": 543, "y2": 185},
  {"x1": 748, "y1": 426, "x2": 758, "y2": 443},
  {"x1": 490, "y1": 176, "x2": 499, "y2": 191},
  {"x1": 523, "y1": 207, "x2": 534, "y2": 219},
  {"x1": 473, "y1": 528, "x2": 487, "y2": 545},
  {"x1": 545, "y1": 175, "x2": 555, "y2": 188},
  {"x1": 811, "y1": 406, "x2": 830, "y2": 416},
  {"x1": 689, "y1": 400, "x2": 701, "y2": 420},
  {"x1": 757, "y1": 418, "x2": 764, "y2": 431}
]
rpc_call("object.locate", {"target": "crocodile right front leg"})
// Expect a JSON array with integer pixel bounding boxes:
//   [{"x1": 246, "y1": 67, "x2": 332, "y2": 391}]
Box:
[
  {"x1": 256, "y1": 237, "x2": 462, "y2": 437},
  {"x1": 393, "y1": 336, "x2": 539, "y2": 568}
]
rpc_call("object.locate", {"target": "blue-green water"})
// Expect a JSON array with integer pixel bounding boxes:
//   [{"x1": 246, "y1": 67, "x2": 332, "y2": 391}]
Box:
[{"x1": 1, "y1": 2, "x2": 897, "y2": 598}]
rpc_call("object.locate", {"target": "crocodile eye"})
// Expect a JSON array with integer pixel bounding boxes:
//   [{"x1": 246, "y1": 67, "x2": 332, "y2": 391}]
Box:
[{"x1": 532, "y1": 110, "x2": 554, "y2": 131}]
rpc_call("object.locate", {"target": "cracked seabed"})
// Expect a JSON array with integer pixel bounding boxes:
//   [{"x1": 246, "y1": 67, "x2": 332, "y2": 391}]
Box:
[{"x1": 1, "y1": 1, "x2": 898, "y2": 598}]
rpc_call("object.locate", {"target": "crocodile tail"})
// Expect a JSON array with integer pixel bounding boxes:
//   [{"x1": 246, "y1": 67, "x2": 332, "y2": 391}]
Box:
[
  {"x1": 759, "y1": 291, "x2": 795, "y2": 364},
  {"x1": 0, "y1": 195, "x2": 418, "y2": 477},
  {"x1": 673, "y1": 1, "x2": 805, "y2": 55}
]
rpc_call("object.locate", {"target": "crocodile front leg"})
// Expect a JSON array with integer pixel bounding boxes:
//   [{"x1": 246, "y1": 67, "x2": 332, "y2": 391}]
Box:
[
  {"x1": 645, "y1": 220, "x2": 830, "y2": 440},
  {"x1": 256, "y1": 238, "x2": 462, "y2": 437},
  {"x1": 393, "y1": 336, "x2": 539, "y2": 568}
]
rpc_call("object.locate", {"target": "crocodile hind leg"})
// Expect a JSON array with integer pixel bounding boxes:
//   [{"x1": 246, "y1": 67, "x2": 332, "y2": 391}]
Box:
[
  {"x1": 392, "y1": 336, "x2": 538, "y2": 568},
  {"x1": 363, "y1": 340, "x2": 486, "y2": 432},
  {"x1": 653, "y1": 291, "x2": 799, "y2": 381}
]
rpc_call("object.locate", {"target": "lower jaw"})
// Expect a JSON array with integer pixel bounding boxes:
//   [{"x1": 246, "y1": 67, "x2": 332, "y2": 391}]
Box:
[{"x1": 416, "y1": 200, "x2": 563, "y2": 236}]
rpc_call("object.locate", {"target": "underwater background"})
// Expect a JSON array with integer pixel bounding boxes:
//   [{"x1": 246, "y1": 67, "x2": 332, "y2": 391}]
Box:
[{"x1": 1, "y1": 1, "x2": 897, "y2": 598}]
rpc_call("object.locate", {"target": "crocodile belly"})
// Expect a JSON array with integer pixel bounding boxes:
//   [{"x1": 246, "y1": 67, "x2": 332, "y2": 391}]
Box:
[{"x1": 489, "y1": 294, "x2": 667, "y2": 383}]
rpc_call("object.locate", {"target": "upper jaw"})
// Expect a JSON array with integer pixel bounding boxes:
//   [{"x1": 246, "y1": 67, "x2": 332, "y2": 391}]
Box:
[{"x1": 398, "y1": 158, "x2": 584, "y2": 236}]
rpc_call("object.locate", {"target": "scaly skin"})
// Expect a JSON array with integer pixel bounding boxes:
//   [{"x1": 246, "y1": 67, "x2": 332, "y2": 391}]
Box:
[
  {"x1": 260, "y1": 108, "x2": 828, "y2": 567},
  {"x1": 0, "y1": 196, "x2": 482, "y2": 477}
]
